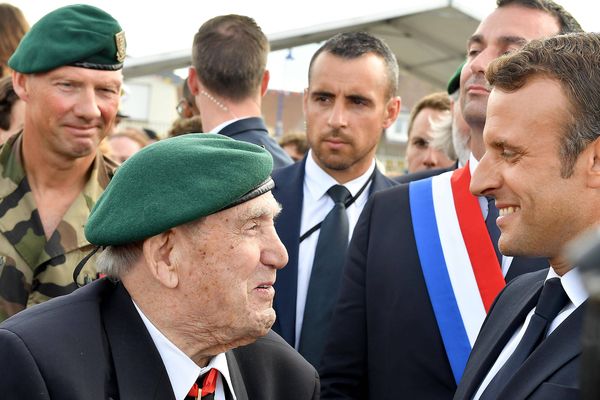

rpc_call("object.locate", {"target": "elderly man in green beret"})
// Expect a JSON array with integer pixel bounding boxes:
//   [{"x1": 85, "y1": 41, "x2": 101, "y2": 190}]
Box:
[
  {"x1": 0, "y1": 4, "x2": 124, "y2": 321},
  {"x1": 0, "y1": 133, "x2": 320, "y2": 399}
]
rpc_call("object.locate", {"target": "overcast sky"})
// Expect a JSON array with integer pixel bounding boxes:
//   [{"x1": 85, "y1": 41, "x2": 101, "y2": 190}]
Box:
[{"x1": 8, "y1": 0, "x2": 599, "y2": 91}]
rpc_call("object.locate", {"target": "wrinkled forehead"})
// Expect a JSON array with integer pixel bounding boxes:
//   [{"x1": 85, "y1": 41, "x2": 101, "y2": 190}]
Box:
[{"x1": 213, "y1": 192, "x2": 281, "y2": 222}]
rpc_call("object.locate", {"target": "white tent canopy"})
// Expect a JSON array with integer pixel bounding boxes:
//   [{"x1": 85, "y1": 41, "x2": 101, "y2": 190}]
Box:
[{"x1": 12, "y1": 0, "x2": 598, "y2": 89}]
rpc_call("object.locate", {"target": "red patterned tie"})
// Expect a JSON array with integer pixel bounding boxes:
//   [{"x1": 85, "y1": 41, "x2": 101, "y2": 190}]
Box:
[{"x1": 187, "y1": 368, "x2": 218, "y2": 399}]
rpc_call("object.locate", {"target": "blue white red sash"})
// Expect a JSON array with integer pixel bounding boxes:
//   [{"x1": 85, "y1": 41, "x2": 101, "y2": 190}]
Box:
[{"x1": 409, "y1": 164, "x2": 505, "y2": 383}]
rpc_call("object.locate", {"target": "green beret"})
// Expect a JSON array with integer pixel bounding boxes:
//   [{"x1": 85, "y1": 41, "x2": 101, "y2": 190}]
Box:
[
  {"x1": 8, "y1": 4, "x2": 126, "y2": 73},
  {"x1": 85, "y1": 133, "x2": 274, "y2": 246},
  {"x1": 447, "y1": 60, "x2": 465, "y2": 95}
]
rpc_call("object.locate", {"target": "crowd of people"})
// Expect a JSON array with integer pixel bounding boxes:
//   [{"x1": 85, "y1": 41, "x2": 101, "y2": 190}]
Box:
[{"x1": 0, "y1": 0, "x2": 597, "y2": 399}]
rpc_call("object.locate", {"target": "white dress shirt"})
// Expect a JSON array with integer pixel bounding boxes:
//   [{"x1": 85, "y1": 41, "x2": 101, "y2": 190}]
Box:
[
  {"x1": 473, "y1": 267, "x2": 588, "y2": 399},
  {"x1": 294, "y1": 150, "x2": 375, "y2": 348},
  {"x1": 134, "y1": 302, "x2": 237, "y2": 400},
  {"x1": 470, "y1": 154, "x2": 513, "y2": 275}
]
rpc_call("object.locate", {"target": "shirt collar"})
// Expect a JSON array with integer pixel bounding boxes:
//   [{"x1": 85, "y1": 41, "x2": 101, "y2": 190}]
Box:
[
  {"x1": 133, "y1": 302, "x2": 236, "y2": 400},
  {"x1": 211, "y1": 118, "x2": 243, "y2": 134},
  {"x1": 546, "y1": 267, "x2": 588, "y2": 309},
  {"x1": 304, "y1": 149, "x2": 376, "y2": 203}
]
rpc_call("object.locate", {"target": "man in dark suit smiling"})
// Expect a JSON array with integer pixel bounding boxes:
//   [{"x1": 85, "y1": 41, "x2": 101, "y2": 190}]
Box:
[
  {"x1": 454, "y1": 31, "x2": 598, "y2": 400},
  {"x1": 320, "y1": 1, "x2": 582, "y2": 399}
]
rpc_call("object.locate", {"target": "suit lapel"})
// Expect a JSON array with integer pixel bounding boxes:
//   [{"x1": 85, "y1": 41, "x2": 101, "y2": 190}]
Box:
[
  {"x1": 102, "y1": 283, "x2": 175, "y2": 400},
  {"x1": 370, "y1": 167, "x2": 396, "y2": 193},
  {"x1": 458, "y1": 274, "x2": 544, "y2": 398},
  {"x1": 499, "y1": 302, "x2": 586, "y2": 399},
  {"x1": 271, "y1": 159, "x2": 306, "y2": 345},
  {"x1": 225, "y1": 351, "x2": 249, "y2": 400}
]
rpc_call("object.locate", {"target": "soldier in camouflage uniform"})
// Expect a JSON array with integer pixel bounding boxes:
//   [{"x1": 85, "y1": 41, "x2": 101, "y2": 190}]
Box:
[{"x1": 0, "y1": 4, "x2": 125, "y2": 321}]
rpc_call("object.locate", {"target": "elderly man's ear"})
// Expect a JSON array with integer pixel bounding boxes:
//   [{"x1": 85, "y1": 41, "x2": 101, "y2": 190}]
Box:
[{"x1": 143, "y1": 231, "x2": 180, "y2": 289}]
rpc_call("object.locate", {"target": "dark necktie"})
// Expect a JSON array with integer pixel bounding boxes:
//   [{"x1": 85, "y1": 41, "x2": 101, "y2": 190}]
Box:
[
  {"x1": 480, "y1": 278, "x2": 570, "y2": 399},
  {"x1": 485, "y1": 196, "x2": 502, "y2": 265},
  {"x1": 186, "y1": 368, "x2": 218, "y2": 400},
  {"x1": 299, "y1": 184, "x2": 352, "y2": 367}
]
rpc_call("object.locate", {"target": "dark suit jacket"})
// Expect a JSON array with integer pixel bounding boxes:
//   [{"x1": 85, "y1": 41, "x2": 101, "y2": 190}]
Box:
[
  {"x1": 393, "y1": 162, "x2": 458, "y2": 184},
  {"x1": 218, "y1": 117, "x2": 293, "y2": 169},
  {"x1": 271, "y1": 157, "x2": 396, "y2": 349},
  {"x1": 319, "y1": 183, "x2": 549, "y2": 400},
  {"x1": 454, "y1": 269, "x2": 585, "y2": 400},
  {"x1": 0, "y1": 279, "x2": 319, "y2": 400}
]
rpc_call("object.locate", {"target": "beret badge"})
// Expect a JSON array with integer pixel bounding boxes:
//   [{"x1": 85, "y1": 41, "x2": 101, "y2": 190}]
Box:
[{"x1": 115, "y1": 31, "x2": 126, "y2": 63}]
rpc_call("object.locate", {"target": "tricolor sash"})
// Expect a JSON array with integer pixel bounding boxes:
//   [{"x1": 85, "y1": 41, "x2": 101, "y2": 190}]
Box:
[{"x1": 409, "y1": 164, "x2": 505, "y2": 383}]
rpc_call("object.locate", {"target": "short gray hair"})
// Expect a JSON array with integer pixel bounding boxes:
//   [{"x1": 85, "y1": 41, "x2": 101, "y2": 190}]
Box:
[
  {"x1": 96, "y1": 241, "x2": 143, "y2": 279},
  {"x1": 429, "y1": 111, "x2": 456, "y2": 161},
  {"x1": 95, "y1": 218, "x2": 207, "y2": 279}
]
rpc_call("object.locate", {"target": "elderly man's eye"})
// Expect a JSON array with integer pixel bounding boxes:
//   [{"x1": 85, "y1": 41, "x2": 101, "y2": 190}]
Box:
[{"x1": 500, "y1": 149, "x2": 516, "y2": 158}]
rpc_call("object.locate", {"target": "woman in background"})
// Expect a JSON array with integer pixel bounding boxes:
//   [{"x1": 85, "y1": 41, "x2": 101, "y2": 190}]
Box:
[
  {"x1": 0, "y1": 76, "x2": 24, "y2": 144},
  {"x1": 0, "y1": 3, "x2": 29, "y2": 77}
]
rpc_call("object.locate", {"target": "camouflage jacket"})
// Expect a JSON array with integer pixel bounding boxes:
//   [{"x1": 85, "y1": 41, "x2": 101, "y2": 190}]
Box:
[{"x1": 0, "y1": 133, "x2": 117, "y2": 321}]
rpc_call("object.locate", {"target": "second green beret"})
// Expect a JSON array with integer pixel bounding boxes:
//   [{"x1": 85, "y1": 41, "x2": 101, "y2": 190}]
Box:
[
  {"x1": 8, "y1": 4, "x2": 126, "y2": 73},
  {"x1": 85, "y1": 133, "x2": 274, "y2": 246},
  {"x1": 447, "y1": 60, "x2": 465, "y2": 95}
]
